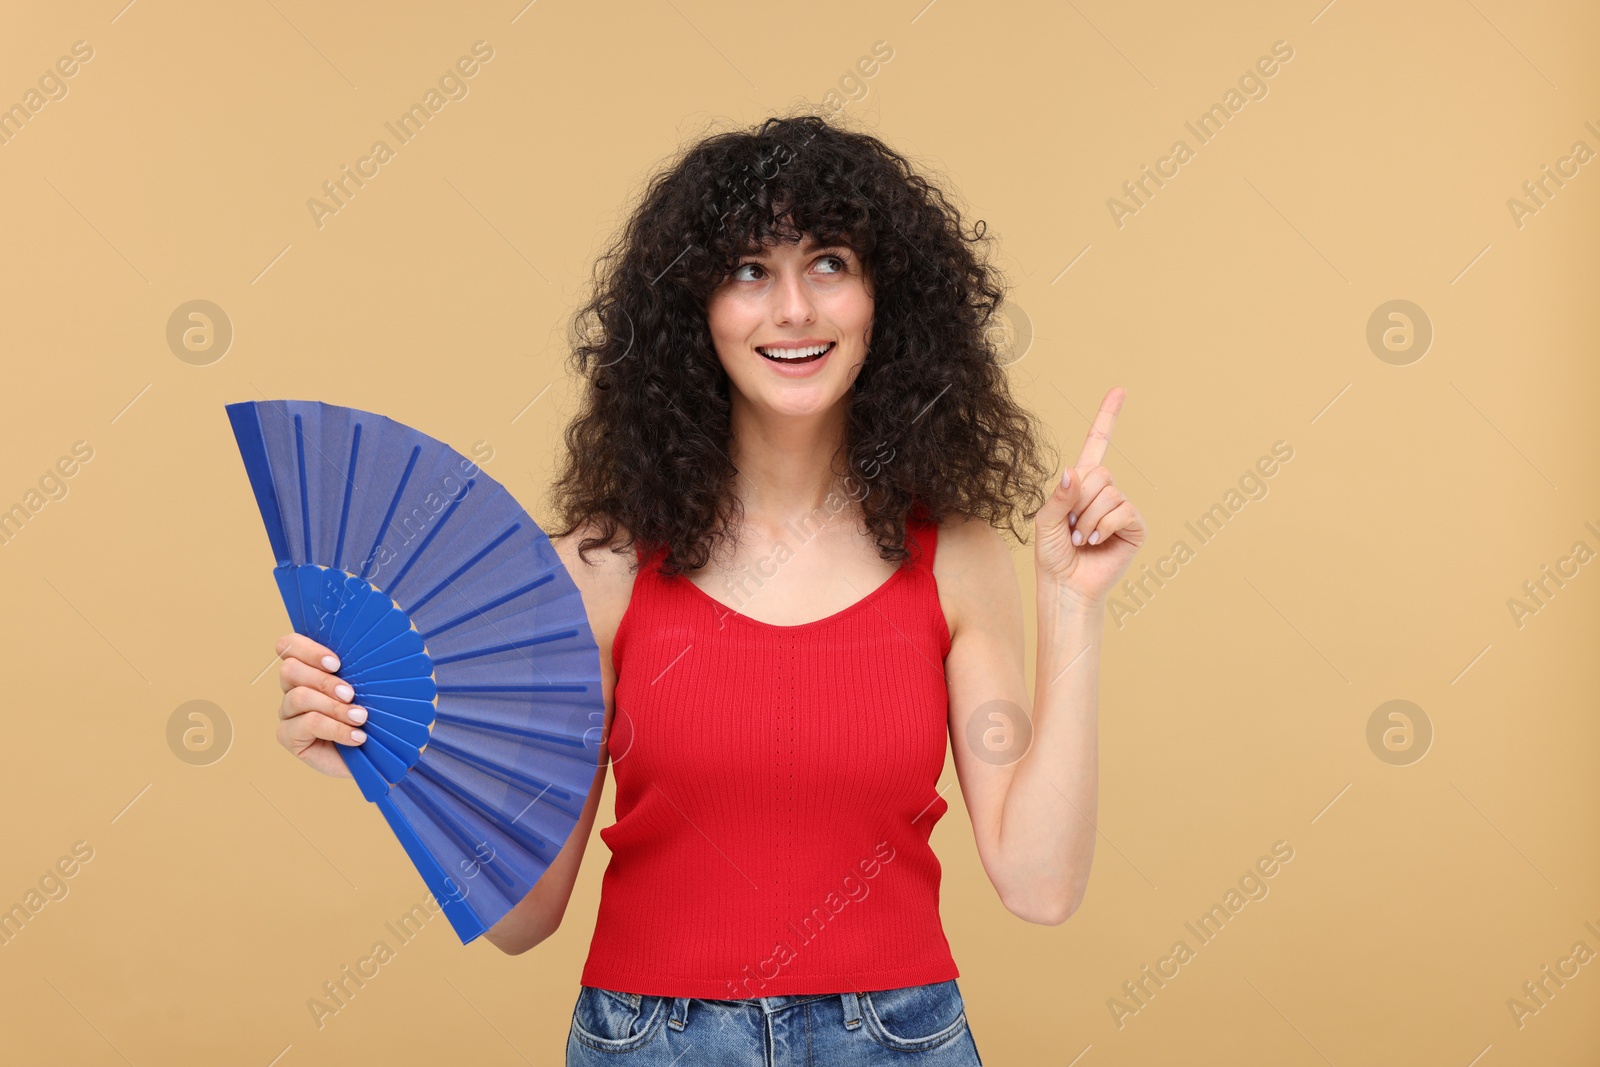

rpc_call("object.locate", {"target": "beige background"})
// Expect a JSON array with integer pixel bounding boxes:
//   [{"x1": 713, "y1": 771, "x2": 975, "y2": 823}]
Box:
[{"x1": 1, "y1": 1, "x2": 1596, "y2": 1063}]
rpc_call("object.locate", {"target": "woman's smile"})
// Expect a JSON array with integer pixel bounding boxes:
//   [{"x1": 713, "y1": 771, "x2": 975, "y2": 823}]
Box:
[{"x1": 756, "y1": 338, "x2": 836, "y2": 376}]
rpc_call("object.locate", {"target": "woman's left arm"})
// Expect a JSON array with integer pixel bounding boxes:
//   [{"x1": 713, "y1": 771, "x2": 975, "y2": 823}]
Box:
[{"x1": 940, "y1": 387, "x2": 1145, "y2": 925}]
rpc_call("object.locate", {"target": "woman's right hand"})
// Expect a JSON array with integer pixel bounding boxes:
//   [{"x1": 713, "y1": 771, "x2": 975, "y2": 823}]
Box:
[{"x1": 274, "y1": 633, "x2": 366, "y2": 779}]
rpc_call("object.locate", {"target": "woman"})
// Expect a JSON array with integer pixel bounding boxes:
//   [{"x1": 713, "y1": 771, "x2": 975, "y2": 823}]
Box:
[{"x1": 270, "y1": 114, "x2": 1145, "y2": 1064}]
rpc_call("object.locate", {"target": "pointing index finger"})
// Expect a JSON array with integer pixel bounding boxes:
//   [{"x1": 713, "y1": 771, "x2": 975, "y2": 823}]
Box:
[{"x1": 1075, "y1": 387, "x2": 1126, "y2": 473}]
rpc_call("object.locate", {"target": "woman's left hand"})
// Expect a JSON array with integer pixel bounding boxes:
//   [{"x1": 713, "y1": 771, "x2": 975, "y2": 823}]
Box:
[{"x1": 1034, "y1": 386, "x2": 1146, "y2": 605}]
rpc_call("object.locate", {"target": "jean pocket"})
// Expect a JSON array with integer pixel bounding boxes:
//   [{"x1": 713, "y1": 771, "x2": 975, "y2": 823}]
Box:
[
  {"x1": 570, "y1": 985, "x2": 666, "y2": 1053},
  {"x1": 860, "y1": 979, "x2": 970, "y2": 1052}
]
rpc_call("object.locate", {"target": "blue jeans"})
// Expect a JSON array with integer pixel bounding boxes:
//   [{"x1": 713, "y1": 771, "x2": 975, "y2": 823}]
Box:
[{"x1": 566, "y1": 979, "x2": 984, "y2": 1065}]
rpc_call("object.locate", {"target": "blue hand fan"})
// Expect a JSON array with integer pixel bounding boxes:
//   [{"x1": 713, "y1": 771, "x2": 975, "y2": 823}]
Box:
[{"x1": 225, "y1": 399, "x2": 604, "y2": 945}]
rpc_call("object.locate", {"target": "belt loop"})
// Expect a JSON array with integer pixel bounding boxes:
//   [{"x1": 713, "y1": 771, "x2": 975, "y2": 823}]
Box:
[
  {"x1": 668, "y1": 996, "x2": 691, "y2": 1031},
  {"x1": 840, "y1": 992, "x2": 862, "y2": 1029}
]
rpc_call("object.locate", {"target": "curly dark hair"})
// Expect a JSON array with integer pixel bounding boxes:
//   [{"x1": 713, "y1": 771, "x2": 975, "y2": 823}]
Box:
[{"x1": 547, "y1": 110, "x2": 1055, "y2": 578}]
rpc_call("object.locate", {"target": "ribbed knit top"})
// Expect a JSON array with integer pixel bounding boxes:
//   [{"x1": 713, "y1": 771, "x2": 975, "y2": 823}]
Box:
[{"x1": 578, "y1": 515, "x2": 960, "y2": 999}]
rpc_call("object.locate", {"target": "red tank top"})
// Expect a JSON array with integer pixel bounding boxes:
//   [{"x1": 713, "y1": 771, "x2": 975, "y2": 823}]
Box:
[{"x1": 578, "y1": 515, "x2": 960, "y2": 999}]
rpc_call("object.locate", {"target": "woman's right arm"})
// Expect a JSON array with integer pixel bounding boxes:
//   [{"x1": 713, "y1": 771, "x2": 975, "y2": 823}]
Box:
[{"x1": 271, "y1": 522, "x2": 635, "y2": 956}]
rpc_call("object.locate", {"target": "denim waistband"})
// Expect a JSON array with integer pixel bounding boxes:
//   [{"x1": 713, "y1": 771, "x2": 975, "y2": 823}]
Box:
[{"x1": 656, "y1": 992, "x2": 864, "y2": 1032}]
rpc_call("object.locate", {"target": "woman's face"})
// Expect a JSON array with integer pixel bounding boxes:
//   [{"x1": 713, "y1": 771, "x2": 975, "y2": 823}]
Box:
[{"x1": 705, "y1": 233, "x2": 873, "y2": 420}]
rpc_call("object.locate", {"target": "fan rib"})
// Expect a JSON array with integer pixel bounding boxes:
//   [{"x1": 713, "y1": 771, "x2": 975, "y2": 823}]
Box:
[
  {"x1": 361, "y1": 692, "x2": 437, "y2": 725},
  {"x1": 347, "y1": 664, "x2": 435, "y2": 689},
  {"x1": 357, "y1": 675, "x2": 437, "y2": 702},
  {"x1": 384, "y1": 478, "x2": 474, "y2": 599},
  {"x1": 361, "y1": 730, "x2": 413, "y2": 784},
  {"x1": 431, "y1": 629, "x2": 580, "y2": 665},
  {"x1": 359, "y1": 444, "x2": 422, "y2": 582},
  {"x1": 417, "y1": 776, "x2": 558, "y2": 879},
  {"x1": 436, "y1": 683, "x2": 589, "y2": 693},
  {"x1": 271, "y1": 567, "x2": 307, "y2": 634},
  {"x1": 331, "y1": 587, "x2": 394, "y2": 661},
  {"x1": 352, "y1": 675, "x2": 436, "y2": 694},
  {"x1": 423, "y1": 734, "x2": 580, "y2": 811},
  {"x1": 332, "y1": 422, "x2": 362, "y2": 572},
  {"x1": 328, "y1": 579, "x2": 377, "y2": 650},
  {"x1": 344, "y1": 628, "x2": 425, "y2": 678},
  {"x1": 294, "y1": 413, "x2": 312, "y2": 559},
  {"x1": 374, "y1": 794, "x2": 484, "y2": 942},
  {"x1": 408, "y1": 756, "x2": 559, "y2": 872},
  {"x1": 295, "y1": 567, "x2": 332, "y2": 643},
  {"x1": 360, "y1": 717, "x2": 424, "y2": 766},
  {"x1": 362, "y1": 708, "x2": 432, "y2": 748},
  {"x1": 225, "y1": 405, "x2": 292, "y2": 564},
  {"x1": 344, "y1": 609, "x2": 415, "y2": 666},
  {"x1": 421, "y1": 572, "x2": 556, "y2": 641},
  {"x1": 408, "y1": 523, "x2": 520, "y2": 614},
  {"x1": 399, "y1": 773, "x2": 520, "y2": 894},
  {"x1": 338, "y1": 739, "x2": 392, "y2": 802},
  {"x1": 414, "y1": 749, "x2": 571, "y2": 867},
  {"x1": 432, "y1": 710, "x2": 588, "y2": 754}
]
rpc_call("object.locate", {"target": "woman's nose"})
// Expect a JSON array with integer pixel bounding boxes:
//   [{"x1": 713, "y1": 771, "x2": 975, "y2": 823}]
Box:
[{"x1": 771, "y1": 270, "x2": 815, "y2": 324}]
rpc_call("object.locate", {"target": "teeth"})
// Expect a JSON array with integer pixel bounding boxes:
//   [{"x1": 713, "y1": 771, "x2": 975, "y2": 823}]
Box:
[{"x1": 758, "y1": 343, "x2": 831, "y2": 360}]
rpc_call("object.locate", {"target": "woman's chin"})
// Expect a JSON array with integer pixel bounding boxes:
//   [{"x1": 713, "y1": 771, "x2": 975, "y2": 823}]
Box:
[{"x1": 743, "y1": 386, "x2": 848, "y2": 420}]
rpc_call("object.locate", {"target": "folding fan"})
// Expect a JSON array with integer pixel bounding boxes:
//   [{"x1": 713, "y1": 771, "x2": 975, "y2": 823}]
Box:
[{"x1": 225, "y1": 399, "x2": 604, "y2": 945}]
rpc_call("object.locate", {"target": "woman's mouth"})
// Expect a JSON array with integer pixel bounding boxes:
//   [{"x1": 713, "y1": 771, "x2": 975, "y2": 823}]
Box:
[{"x1": 757, "y1": 341, "x2": 835, "y2": 365}]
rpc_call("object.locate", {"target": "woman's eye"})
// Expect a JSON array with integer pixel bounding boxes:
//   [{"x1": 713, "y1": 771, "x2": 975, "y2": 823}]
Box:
[{"x1": 730, "y1": 255, "x2": 846, "y2": 282}]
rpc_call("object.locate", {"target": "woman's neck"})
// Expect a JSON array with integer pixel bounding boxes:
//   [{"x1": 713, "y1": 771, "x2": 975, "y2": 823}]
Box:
[{"x1": 726, "y1": 398, "x2": 852, "y2": 530}]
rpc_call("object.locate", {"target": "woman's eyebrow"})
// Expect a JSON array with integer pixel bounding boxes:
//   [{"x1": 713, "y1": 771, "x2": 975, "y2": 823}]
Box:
[
  {"x1": 794, "y1": 242, "x2": 856, "y2": 258},
  {"x1": 738, "y1": 241, "x2": 853, "y2": 258}
]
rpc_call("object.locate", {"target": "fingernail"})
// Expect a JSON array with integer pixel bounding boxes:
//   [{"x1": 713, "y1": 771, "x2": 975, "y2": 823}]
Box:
[
  {"x1": 1068, "y1": 512, "x2": 1077, "y2": 527},
  {"x1": 322, "y1": 655, "x2": 340, "y2": 671},
  {"x1": 1072, "y1": 529, "x2": 1083, "y2": 546},
  {"x1": 350, "y1": 707, "x2": 367, "y2": 724},
  {"x1": 1088, "y1": 530, "x2": 1100, "y2": 545},
  {"x1": 351, "y1": 729, "x2": 366, "y2": 744},
  {"x1": 335, "y1": 683, "x2": 354, "y2": 702},
  {"x1": 1061, "y1": 467, "x2": 1072, "y2": 487}
]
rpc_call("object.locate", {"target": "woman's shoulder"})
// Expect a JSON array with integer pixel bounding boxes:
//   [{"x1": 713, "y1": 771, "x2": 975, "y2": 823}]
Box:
[
  {"x1": 931, "y1": 513, "x2": 1017, "y2": 639},
  {"x1": 550, "y1": 517, "x2": 641, "y2": 652},
  {"x1": 932, "y1": 512, "x2": 1012, "y2": 565}
]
